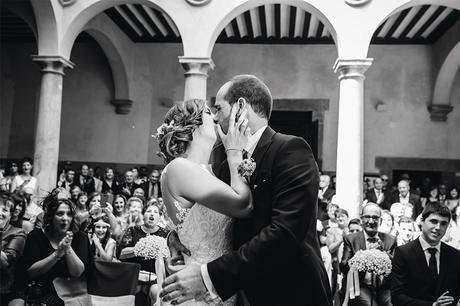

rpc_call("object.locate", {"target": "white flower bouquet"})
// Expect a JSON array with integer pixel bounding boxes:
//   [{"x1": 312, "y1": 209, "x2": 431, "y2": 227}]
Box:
[
  {"x1": 348, "y1": 249, "x2": 392, "y2": 277},
  {"x1": 133, "y1": 235, "x2": 170, "y2": 260},
  {"x1": 344, "y1": 249, "x2": 392, "y2": 304}
]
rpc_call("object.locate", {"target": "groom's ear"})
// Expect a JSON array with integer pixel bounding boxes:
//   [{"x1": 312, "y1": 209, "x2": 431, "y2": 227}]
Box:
[{"x1": 237, "y1": 97, "x2": 246, "y2": 109}]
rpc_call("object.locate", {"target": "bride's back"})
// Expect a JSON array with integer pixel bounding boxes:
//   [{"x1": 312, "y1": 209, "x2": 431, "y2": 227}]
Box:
[{"x1": 160, "y1": 162, "x2": 234, "y2": 265}]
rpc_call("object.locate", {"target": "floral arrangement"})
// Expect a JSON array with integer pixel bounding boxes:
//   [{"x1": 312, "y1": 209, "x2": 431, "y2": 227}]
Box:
[
  {"x1": 237, "y1": 157, "x2": 256, "y2": 180},
  {"x1": 349, "y1": 249, "x2": 392, "y2": 277},
  {"x1": 133, "y1": 235, "x2": 170, "y2": 260},
  {"x1": 154, "y1": 120, "x2": 175, "y2": 141}
]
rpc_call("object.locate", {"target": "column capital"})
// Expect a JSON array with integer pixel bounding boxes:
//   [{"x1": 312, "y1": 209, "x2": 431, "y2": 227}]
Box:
[
  {"x1": 111, "y1": 99, "x2": 134, "y2": 115},
  {"x1": 179, "y1": 56, "x2": 215, "y2": 77},
  {"x1": 427, "y1": 104, "x2": 453, "y2": 122},
  {"x1": 32, "y1": 55, "x2": 75, "y2": 76},
  {"x1": 333, "y1": 58, "x2": 373, "y2": 80}
]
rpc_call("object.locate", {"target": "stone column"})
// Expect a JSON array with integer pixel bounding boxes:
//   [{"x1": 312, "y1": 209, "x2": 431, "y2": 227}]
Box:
[
  {"x1": 333, "y1": 58, "x2": 373, "y2": 218},
  {"x1": 32, "y1": 55, "x2": 74, "y2": 198},
  {"x1": 179, "y1": 56, "x2": 214, "y2": 100}
]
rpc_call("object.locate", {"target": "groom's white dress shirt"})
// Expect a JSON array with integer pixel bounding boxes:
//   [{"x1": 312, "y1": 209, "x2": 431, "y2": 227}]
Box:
[{"x1": 201, "y1": 125, "x2": 268, "y2": 299}]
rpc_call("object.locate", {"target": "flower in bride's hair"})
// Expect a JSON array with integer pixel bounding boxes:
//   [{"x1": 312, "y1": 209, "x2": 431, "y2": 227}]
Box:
[
  {"x1": 237, "y1": 158, "x2": 256, "y2": 181},
  {"x1": 154, "y1": 120, "x2": 176, "y2": 141},
  {"x1": 133, "y1": 235, "x2": 170, "y2": 260}
]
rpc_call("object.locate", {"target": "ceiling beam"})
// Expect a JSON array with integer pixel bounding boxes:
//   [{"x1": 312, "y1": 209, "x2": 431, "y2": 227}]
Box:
[
  {"x1": 307, "y1": 15, "x2": 319, "y2": 38},
  {"x1": 224, "y1": 24, "x2": 235, "y2": 37},
  {"x1": 114, "y1": 6, "x2": 143, "y2": 36},
  {"x1": 264, "y1": 4, "x2": 275, "y2": 37},
  {"x1": 421, "y1": 7, "x2": 452, "y2": 38},
  {"x1": 249, "y1": 8, "x2": 262, "y2": 38},
  {"x1": 126, "y1": 4, "x2": 155, "y2": 37},
  {"x1": 142, "y1": 6, "x2": 168, "y2": 36},
  {"x1": 406, "y1": 5, "x2": 438, "y2": 38},
  {"x1": 391, "y1": 7, "x2": 421, "y2": 38},
  {"x1": 161, "y1": 12, "x2": 180, "y2": 37},
  {"x1": 376, "y1": 12, "x2": 400, "y2": 37},
  {"x1": 236, "y1": 14, "x2": 248, "y2": 37},
  {"x1": 280, "y1": 4, "x2": 290, "y2": 38},
  {"x1": 293, "y1": 9, "x2": 305, "y2": 38}
]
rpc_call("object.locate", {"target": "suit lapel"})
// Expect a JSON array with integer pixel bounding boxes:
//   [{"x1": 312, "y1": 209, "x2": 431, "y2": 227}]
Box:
[{"x1": 249, "y1": 127, "x2": 276, "y2": 187}]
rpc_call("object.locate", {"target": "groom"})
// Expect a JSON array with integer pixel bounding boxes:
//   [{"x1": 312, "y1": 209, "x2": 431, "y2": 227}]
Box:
[{"x1": 160, "y1": 75, "x2": 332, "y2": 305}]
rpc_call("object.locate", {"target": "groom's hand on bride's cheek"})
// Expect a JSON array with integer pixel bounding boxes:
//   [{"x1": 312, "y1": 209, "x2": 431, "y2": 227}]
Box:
[{"x1": 160, "y1": 264, "x2": 206, "y2": 305}]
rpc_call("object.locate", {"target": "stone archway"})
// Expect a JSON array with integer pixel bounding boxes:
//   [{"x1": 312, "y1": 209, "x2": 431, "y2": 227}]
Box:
[
  {"x1": 83, "y1": 14, "x2": 134, "y2": 114},
  {"x1": 430, "y1": 42, "x2": 460, "y2": 120}
]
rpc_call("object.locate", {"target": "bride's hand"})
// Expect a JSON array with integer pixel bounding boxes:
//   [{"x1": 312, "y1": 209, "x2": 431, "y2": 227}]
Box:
[{"x1": 216, "y1": 103, "x2": 251, "y2": 155}]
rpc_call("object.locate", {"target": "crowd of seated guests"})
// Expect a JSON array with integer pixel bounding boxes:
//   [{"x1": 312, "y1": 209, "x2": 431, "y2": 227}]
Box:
[
  {"x1": 2, "y1": 159, "x2": 459, "y2": 306},
  {"x1": 0, "y1": 161, "x2": 173, "y2": 306},
  {"x1": 317, "y1": 173, "x2": 460, "y2": 305}
]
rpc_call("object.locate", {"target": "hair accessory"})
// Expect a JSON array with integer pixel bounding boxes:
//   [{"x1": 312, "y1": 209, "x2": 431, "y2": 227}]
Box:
[
  {"x1": 154, "y1": 120, "x2": 175, "y2": 140},
  {"x1": 93, "y1": 218, "x2": 111, "y2": 228}
]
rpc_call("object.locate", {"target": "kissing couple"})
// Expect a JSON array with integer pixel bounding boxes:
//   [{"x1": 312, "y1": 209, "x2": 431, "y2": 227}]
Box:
[{"x1": 155, "y1": 75, "x2": 332, "y2": 306}]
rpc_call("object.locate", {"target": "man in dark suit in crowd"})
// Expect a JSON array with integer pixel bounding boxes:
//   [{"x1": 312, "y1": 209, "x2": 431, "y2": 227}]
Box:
[
  {"x1": 142, "y1": 169, "x2": 162, "y2": 199},
  {"x1": 388, "y1": 180, "x2": 423, "y2": 220},
  {"x1": 77, "y1": 164, "x2": 96, "y2": 194},
  {"x1": 117, "y1": 170, "x2": 141, "y2": 198},
  {"x1": 391, "y1": 202, "x2": 460, "y2": 306},
  {"x1": 365, "y1": 178, "x2": 390, "y2": 210},
  {"x1": 57, "y1": 168, "x2": 77, "y2": 192},
  {"x1": 318, "y1": 174, "x2": 336, "y2": 221},
  {"x1": 161, "y1": 75, "x2": 332, "y2": 305},
  {"x1": 340, "y1": 203, "x2": 397, "y2": 306}
]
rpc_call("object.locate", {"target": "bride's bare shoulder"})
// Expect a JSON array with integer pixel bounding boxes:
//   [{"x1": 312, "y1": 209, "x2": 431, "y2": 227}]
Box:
[{"x1": 163, "y1": 158, "x2": 205, "y2": 179}]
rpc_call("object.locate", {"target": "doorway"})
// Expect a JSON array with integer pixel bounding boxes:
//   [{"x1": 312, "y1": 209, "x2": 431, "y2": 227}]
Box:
[{"x1": 269, "y1": 111, "x2": 318, "y2": 161}]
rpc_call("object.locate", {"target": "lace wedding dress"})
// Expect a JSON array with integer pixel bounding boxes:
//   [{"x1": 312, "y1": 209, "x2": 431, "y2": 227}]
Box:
[{"x1": 163, "y1": 164, "x2": 236, "y2": 305}]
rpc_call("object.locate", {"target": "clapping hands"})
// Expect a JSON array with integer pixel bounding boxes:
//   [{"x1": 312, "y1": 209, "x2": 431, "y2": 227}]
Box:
[{"x1": 56, "y1": 231, "x2": 73, "y2": 258}]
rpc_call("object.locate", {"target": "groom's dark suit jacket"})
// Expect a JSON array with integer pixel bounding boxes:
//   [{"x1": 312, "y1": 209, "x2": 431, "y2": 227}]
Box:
[
  {"x1": 209, "y1": 127, "x2": 332, "y2": 306},
  {"x1": 391, "y1": 239, "x2": 460, "y2": 306}
]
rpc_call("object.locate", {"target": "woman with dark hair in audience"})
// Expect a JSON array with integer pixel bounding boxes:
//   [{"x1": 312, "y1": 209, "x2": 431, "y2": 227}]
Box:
[
  {"x1": 90, "y1": 216, "x2": 116, "y2": 262},
  {"x1": 118, "y1": 201, "x2": 169, "y2": 305},
  {"x1": 13, "y1": 196, "x2": 90, "y2": 305},
  {"x1": 9, "y1": 192, "x2": 26, "y2": 230},
  {"x1": 112, "y1": 194, "x2": 128, "y2": 237},
  {"x1": 0, "y1": 192, "x2": 26, "y2": 304},
  {"x1": 10, "y1": 158, "x2": 38, "y2": 196},
  {"x1": 101, "y1": 167, "x2": 119, "y2": 195},
  {"x1": 4, "y1": 162, "x2": 19, "y2": 192},
  {"x1": 73, "y1": 191, "x2": 88, "y2": 226},
  {"x1": 447, "y1": 186, "x2": 459, "y2": 210},
  {"x1": 422, "y1": 185, "x2": 440, "y2": 208}
]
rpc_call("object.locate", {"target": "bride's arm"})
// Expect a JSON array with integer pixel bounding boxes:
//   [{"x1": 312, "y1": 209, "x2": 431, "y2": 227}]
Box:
[{"x1": 164, "y1": 158, "x2": 252, "y2": 218}]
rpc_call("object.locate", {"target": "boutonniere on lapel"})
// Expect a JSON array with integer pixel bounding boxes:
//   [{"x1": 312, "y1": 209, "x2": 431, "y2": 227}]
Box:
[{"x1": 237, "y1": 157, "x2": 256, "y2": 182}]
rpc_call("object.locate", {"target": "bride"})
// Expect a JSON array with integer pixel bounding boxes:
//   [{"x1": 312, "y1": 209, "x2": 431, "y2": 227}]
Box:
[{"x1": 155, "y1": 98, "x2": 252, "y2": 305}]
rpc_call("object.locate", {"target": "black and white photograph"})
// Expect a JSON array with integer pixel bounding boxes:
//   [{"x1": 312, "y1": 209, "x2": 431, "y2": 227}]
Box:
[{"x1": 1, "y1": 0, "x2": 459, "y2": 305}]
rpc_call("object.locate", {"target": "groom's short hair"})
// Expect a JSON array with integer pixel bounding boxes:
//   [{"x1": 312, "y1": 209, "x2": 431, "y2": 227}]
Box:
[{"x1": 224, "y1": 74, "x2": 272, "y2": 119}]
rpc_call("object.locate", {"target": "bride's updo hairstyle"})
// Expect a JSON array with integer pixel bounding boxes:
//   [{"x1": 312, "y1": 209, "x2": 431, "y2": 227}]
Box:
[{"x1": 156, "y1": 99, "x2": 206, "y2": 163}]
